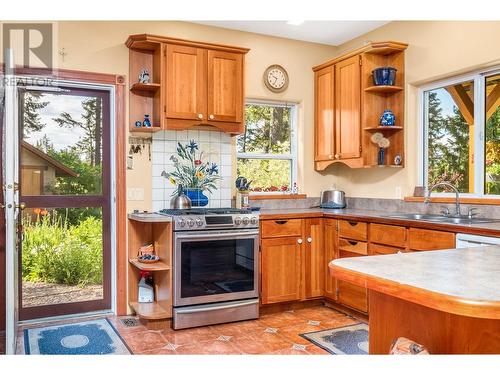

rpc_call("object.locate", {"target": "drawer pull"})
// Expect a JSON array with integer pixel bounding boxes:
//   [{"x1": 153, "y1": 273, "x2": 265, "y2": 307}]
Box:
[
  {"x1": 274, "y1": 220, "x2": 288, "y2": 225},
  {"x1": 348, "y1": 221, "x2": 358, "y2": 227},
  {"x1": 347, "y1": 240, "x2": 358, "y2": 246}
]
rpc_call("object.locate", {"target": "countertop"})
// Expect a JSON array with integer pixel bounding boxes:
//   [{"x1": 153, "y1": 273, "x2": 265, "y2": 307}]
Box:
[
  {"x1": 128, "y1": 212, "x2": 172, "y2": 223},
  {"x1": 259, "y1": 207, "x2": 500, "y2": 235},
  {"x1": 330, "y1": 246, "x2": 500, "y2": 319}
]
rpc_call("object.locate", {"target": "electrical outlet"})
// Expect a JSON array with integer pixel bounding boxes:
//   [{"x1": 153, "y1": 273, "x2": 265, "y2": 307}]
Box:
[{"x1": 127, "y1": 188, "x2": 144, "y2": 201}]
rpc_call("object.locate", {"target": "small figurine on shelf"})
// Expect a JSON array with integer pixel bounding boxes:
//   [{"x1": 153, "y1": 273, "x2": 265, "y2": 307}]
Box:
[
  {"x1": 143, "y1": 114, "x2": 152, "y2": 127},
  {"x1": 291, "y1": 182, "x2": 299, "y2": 195},
  {"x1": 134, "y1": 120, "x2": 142, "y2": 128},
  {"x1": 138, "y1": 68, "x2": 150, "y2": 84},
  {"x1": 377, "y1": 138, "x2": 391, "y2": 165},
  {"x1": 380, "y1": 109, "x2": 396, "y2": 126}
]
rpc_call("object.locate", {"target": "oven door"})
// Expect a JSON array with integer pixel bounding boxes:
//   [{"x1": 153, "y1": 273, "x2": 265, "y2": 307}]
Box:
[{"x1": 174, "y1": 229, "x2": 259, "y2": 307}]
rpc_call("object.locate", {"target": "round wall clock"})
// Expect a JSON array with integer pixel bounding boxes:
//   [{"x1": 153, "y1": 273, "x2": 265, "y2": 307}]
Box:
[{"x1": 263, "y1": 64, "x2": 289, "y2": 93}]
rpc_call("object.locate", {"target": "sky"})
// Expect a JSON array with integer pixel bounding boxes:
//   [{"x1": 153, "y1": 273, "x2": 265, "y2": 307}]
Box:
[{"x1": 23, "y1": 93, "x2": 87, "y2": 152}]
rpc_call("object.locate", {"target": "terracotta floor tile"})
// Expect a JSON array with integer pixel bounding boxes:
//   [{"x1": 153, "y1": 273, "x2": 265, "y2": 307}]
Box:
[
  {"x1": 306, "y1": 344, "x2": 330, "y2": 355},
  {"x1": 269, "y1": 346, "x2": 310, "y2": 355},
  {"x1": 210, "y1": 319, "x2": 265, "y2": 337},
  {"x1": 231, "y1": 331, "x2": 293, "y2": 354},
  {"x1": 136, "y1": 343, "x2": 180, "y2": 355},
  {"x1": 120, "y1": 330, "x2": 168, "y2": 353},
  {"x1": 162, "y1": 325, "x2": 220, "y2": 346},
  {"x1": 294, "y1": 306, "x2": 346, "y2": 322},
  {"x1": 278, "y1": 323, "x2": 325, "y2": 345},
  {"x1": 320, "y1": 316, "x2": 358, "y2": 329},
  {"x1": 174, "y1": 340, "x2": 243, "y2": 355},
  {"x1": 258, "y1": 312, "x2": 307, "y2": 328}
]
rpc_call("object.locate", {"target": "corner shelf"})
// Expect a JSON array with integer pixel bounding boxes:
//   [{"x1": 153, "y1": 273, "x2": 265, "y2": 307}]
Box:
[
  {"x1": 364, "y1": 126, "x2": 403, "y2": 131},
  {"x1": 130, "y1": 82, "x2": 161, "y2": 93},
  {"x1": 129, "y1": 301, "x2": 171, "y2": 320},
  {"x1": 129, "y1": 259, "x2": 171, "y2": 272},
  {"x1": 129, "y1": 125, "x2": 161, "y2": 133},
  {"x1": 364, "y1": 85, "x2": 403, "y2": 93}
]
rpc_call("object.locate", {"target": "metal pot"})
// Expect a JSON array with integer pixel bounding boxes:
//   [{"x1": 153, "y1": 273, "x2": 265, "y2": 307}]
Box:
[
  {"x1": 170, "y1": 186, "x2": 192, "y2": 209},
  {"x1": 320, "y1": 190, "x2": 346, "y2": 209}
]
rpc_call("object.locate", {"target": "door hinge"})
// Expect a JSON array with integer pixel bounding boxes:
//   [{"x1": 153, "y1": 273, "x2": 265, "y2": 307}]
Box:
[
  {"x1": 164, "y1": 105, "x2": 166, "y2": 113},
  {"x1": 359, "y1": 56, "x2": 362, "y2": 66},
  {"x1": 359, "y1": 145, "x2": 362, "y2": 152}
]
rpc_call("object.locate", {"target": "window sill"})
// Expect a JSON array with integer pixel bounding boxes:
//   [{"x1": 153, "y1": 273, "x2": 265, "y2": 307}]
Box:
[
  {"x1": 249, "y1": 194, "x2": 307, "y2": 200},
  {"x1": 404, "y1": 196, "x2": 500, "y2": 205}
]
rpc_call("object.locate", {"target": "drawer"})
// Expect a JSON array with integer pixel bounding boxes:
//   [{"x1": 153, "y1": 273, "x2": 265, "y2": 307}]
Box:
[
  {"x1": 370, "y1": 223, "x2": 407, "y2": 248},
  {"x1": 408, "y1": 228, "x2": 455, "y2": 251},
  {"x1": 338, "y1": 220, "x2": 367, "y2": 241},
  {"x1": 261, "y1": 219, "x2": 302, "y2": 238},
  {"x1": 369, "y1": 243, "x2": 406, "y2": 255},
  {"x1": 338, "y1": 238, "x2": 368, "y2": 256}
]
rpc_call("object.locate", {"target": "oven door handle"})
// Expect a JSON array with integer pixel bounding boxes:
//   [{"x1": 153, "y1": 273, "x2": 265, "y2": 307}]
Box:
[
  {"x1": 176, "y1": 299, "x2": 259, "y2": 314},
  {"x1": 175, "y1": 231, "x2": 259, "y2": 240}
]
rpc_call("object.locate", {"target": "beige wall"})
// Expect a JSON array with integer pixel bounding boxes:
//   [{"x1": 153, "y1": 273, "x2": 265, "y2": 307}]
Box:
[
  {"x1": 313, "y1": 21, "x2": 500, "y2": 199},
  {"x1": 55, "y1": 21, "x2": 500, "y2": 204},
  {"x1": 55, "y1": 21, "x2": 338, "y2": 210}
]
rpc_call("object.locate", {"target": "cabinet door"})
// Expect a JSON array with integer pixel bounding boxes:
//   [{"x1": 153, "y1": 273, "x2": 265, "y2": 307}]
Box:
[
  {"x1": 304, "y1": 218, "x2": 324, "y2": 299},
  {"x1": 335, "y1": 55, "x2": 361, "y2": 159},
  {"x1": 207, "y1": 50, "x2": 243, "y2": 123},
  {"x1": 337, "y1": 240, "x2": 368, "y2": 313},
  {"x1": 324, "y1": 219, "x2": 337, "y2": 300},
  {"x1": 261, "y1": 237, "x2": 302, "y2": 304},
  {"x1": 315, "y1": 66, "x2": 335, "y2": 162},
  {"x1": 165, "y1": 44, "x2": 207, "y2": 121}
]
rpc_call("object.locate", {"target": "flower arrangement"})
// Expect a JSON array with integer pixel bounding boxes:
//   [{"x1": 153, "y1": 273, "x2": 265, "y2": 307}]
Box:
[{"x1": 164, "y1": 140, "x2": 220, "y2": 194}]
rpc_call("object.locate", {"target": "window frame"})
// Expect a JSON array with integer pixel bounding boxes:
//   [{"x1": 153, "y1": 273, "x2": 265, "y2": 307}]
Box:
[
  {"x1": 237, "y1": 99, "x2": 298, "y2": 194},
  {"x1": 419, "y1": 66, "x2": 500, "y2": 198}
]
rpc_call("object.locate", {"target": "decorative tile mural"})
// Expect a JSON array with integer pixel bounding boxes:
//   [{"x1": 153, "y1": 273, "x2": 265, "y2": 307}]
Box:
[{"x1": 151, "y1": 130, "x2": 233, "y2": 211}]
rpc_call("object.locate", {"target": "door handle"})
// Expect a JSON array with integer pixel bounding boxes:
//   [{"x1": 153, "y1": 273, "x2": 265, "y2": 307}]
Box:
[{"x1": 16, "y1": 202, "x2": 26, "y2": 210}]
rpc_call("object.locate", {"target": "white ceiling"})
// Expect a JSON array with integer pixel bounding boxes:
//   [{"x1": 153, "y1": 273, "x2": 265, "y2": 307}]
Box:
[{"x1": 193, "y1": 21, "x2": 389, "y2": 46}]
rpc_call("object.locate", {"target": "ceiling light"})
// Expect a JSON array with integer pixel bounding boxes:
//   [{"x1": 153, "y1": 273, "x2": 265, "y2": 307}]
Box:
[{"x1": 286, "y1": 20, "x2": 304, "y2": 26}]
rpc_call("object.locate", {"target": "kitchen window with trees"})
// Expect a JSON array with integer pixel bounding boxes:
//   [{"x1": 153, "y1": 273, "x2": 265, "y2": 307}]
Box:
[
  {"x1": 421, "y1": 69, "x2": 500, "y2": 196},
  {"x1": 237, "y1": 101, "x2": 297, "y2": 193}
]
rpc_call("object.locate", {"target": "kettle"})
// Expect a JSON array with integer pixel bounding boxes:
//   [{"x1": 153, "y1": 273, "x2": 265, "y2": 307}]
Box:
[
  {"x1": 170, "y1": 185, "x2": 192, "y2": 209},
  {"x1": 320, "y1": 190, "x2": 346, "y2": 209}
]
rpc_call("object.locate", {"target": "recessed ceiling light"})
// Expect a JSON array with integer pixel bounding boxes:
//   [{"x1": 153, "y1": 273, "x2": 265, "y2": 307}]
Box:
[{"x1": 286, "y1": 20, "x2": 304, "y2": 26}]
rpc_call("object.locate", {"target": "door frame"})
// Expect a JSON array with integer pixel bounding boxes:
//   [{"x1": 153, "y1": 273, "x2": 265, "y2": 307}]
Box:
[{"x1": 1, "y1": 68, "x2": 127, "y2": 335}]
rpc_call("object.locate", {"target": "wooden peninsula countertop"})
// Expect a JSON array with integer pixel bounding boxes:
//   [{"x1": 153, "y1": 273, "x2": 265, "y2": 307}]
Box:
[
  {"x1": 330, "y1": 246, "x2": 500, "y2": 319},
  {"x1": 330, "y1": 246, "x2": 500, "y2": 354}
]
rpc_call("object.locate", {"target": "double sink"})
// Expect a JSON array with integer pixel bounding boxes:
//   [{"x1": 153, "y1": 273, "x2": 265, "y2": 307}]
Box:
[{"x1": 383, "y1": 213, "x2": 500, "y2": 225}]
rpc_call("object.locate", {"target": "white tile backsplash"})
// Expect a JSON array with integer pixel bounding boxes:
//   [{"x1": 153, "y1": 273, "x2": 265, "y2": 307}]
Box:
[{"x1": 151, "y1": 130, "x2": 234, "y2": 210}]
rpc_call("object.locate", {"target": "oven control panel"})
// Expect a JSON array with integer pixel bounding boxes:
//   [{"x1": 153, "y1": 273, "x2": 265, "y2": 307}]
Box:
[{"x1": 174, "y1": 214, "x2": 259, "y2": 231}]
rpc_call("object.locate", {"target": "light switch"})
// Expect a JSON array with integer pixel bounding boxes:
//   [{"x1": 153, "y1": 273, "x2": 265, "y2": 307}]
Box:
[{"x1": 127, "y1": 188, "x2": 144, "y2": 201}]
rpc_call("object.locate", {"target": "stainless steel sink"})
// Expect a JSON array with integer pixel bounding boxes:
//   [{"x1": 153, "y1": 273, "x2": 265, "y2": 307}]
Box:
[{"x1": 384, "y1": 213, "x2": 500, "y2": 224}]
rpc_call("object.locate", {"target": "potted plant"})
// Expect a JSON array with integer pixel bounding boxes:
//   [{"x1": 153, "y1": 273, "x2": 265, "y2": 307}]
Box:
[{"x1": 164, "y1": 140, "x2": 221, "y2": 206}]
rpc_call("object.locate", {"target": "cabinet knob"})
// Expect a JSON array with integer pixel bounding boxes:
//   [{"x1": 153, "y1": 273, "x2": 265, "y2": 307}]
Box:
[
  {"x1": 307, "y1": 237, "x2": 312, "y2": 243},
  {"x1": 297, "y1": 239, "x2": 303, "y2": 244},
  {"x1": 198, "y1": 113, "x2": 203, "y2": 119},
  {"x1": 329, "y1": 154, "x2": 333, "y2": 159},
  {"x1": 209, "y1": 114, "x2": 215, "y2": 120},
  {"x1": 335, "y1": 154, "x2": 340, "y2": 159}
]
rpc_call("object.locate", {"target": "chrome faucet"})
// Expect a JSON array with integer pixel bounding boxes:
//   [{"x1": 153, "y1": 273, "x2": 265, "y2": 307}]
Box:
[{"x1": 424, "y1": 182, "x2": 461, "y2": 216}]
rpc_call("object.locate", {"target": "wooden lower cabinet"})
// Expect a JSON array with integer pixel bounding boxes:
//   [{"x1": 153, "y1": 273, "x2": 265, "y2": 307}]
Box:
[
  {"x1": 408, "y1": 228, "x2": 455, "y2": 251},
  {"x1": 323, "y1": 219, "x2": 337, "y2": 300},
  {"x1": 261, "y1": 237, "x2": 302, "y2": 304},
  {"x1": 337, "y1": 280, "x2": 368, "y2": 313},
  {"x1": 304, "y1": 218, "x2": 324, "y2": 299}
]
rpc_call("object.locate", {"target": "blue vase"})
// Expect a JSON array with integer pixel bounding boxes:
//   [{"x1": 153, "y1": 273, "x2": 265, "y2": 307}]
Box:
[
  {"x1": 380, "y1": 110, "x2": 396, "y2": 126},
  {"x1": 143, "y1": 114, "x2": 152, "y2": 127},
  {"x1": 378, "y1": 147, "x2": 385, "y2": 165},
  {"x1": 185, "y1": 188, "x2": 209, "y2": 207}
]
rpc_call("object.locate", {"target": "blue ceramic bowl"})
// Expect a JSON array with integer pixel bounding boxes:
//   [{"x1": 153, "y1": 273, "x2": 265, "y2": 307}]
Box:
[{"x1": 372, "y1": 67, "x2": 397, "y2": 86}]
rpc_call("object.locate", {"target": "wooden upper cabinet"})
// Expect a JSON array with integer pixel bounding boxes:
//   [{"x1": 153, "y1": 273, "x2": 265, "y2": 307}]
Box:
[
  {"x1": 165, "y1": 45, "x2": 207, "y2": 121},
  {"x1": 207, "y1": 50, "x2": 243, "y2": 124},
  {"x1": 314, "y1": 66, "x2": 335, "y2": 162},
  {"x1": 261, "y1": 237, "x2": 302, "y2": 304},
  {"x1": 335, "y1": 55, "x2": 361, "y2": 160}
]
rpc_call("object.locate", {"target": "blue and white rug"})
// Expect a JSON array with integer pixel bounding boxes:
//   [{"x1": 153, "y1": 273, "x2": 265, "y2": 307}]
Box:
[
  {"x1": 24, "y1": 318, "x2": 131, "y2": 355},
  {"x1": 300, "y1": 323, "x2": 369, "y2": 355}
]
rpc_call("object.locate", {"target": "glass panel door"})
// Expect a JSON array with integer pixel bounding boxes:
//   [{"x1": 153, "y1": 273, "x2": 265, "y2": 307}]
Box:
[
  {"x1": 18, "y1": 84, "x2": 112, "y2": 320},
  {"x1": 485, "y1": 73, "x2": 500, "y2": 195}
]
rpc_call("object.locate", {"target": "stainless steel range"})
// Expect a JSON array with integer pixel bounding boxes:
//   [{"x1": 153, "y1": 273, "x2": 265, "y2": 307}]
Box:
[{"x1": 159, "y1": 208, "x2": 260, "y2": 330}]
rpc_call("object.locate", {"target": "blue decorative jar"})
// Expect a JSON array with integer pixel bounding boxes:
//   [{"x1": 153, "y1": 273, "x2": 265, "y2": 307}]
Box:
[
  {"x1": 372, "y1": 67, "x2": 397, "y2": 86},
  {"x1": 380, "y1": 110, "x2": 396, "y2": 126},
  {"x1": 143, "y1": 114, "x2": 152, "y2": 127},
  {"x1": 185, "y1": 188, "x2": 209, "y2": 207}
]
